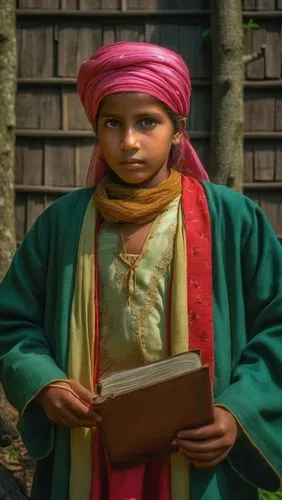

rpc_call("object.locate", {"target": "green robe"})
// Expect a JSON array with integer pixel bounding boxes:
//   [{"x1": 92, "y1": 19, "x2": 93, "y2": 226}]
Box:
[{"x1": 0, "y1": 182, "x2": 281, "y2": 500}]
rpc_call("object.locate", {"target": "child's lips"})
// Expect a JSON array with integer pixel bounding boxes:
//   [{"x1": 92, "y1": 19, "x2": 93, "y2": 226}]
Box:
[
  {"x1": 119, "y1": 160, "x2": 145, "y2": 168},
  {"x1": 120, "y1": 159, "x2": 145, "y2": 164}
]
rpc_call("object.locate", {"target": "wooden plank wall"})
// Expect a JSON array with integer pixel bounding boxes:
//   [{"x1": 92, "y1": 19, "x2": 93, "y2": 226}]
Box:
[
  {"x1": 243, "y1": 1, "x2": 282, "y2": 240},
  {"x1": 16, "y1": 1, "x2": 282, "y2": 242}
]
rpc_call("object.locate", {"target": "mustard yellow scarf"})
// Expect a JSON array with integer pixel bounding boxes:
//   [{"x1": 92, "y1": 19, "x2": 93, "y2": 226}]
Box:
[{"x1": 94, "y1": 169, "x2": 182, "y2": 224}]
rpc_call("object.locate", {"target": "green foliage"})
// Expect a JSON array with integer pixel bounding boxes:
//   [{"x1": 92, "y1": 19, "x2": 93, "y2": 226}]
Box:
[
  {"x1": 259, "y1": 491, "x2": 282, "y2": 500},
  {"x1": 243, "y1": 19, "x2": 260, "y2": 30},
  {"x1": 202, "y1": 19, "x2": 259, "y2": 39},
  {"x1": 3, "y1": 445, "x2": 19, "y2": 462}
]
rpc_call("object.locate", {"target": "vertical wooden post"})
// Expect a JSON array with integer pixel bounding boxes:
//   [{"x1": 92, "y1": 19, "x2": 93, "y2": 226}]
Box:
[
  {"x1": 210, "y1": 0, "x2": 244, "y2": 191},
  {"x1": 0, "y1": 0, "x2": 16, "y2": 280}
]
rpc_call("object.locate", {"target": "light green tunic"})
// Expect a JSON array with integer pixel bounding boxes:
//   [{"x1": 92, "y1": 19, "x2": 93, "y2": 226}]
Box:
[{"x1": 98, "y1": 196, "x2": 179, "y2": 375}]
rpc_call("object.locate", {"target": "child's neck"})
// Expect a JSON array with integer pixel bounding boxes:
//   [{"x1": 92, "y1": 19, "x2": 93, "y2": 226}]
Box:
[{"x1": 109, "y1": 168, "x2": 170, "y2": 189}]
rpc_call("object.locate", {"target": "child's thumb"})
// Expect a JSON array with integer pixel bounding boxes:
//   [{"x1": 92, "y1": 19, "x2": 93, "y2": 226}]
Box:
[{"x1": 69, "y1": 379, "x2": 94, "y2": 404}]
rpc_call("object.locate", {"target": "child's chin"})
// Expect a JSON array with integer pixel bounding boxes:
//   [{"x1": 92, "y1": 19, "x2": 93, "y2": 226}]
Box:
[
  {"x1": 115, "y1": 172, "x2": 150, "y2": 186},
  {"x1": 123, "y1": 176, "x2": 148, "y2": 185}
]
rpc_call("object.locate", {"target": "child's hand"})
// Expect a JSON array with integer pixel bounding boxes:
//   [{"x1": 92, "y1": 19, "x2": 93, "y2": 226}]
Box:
[
  {"x1": 173, "y1": 407, "x2": 239, "y2": 468},
  {"x1": 36, "y1": 379, "x2": 97, "y2": 428}
]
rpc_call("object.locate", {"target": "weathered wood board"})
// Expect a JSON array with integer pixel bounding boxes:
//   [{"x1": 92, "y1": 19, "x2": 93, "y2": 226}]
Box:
[{"x1": 15, "y1": 6, "x2": 282, "y2": 241}]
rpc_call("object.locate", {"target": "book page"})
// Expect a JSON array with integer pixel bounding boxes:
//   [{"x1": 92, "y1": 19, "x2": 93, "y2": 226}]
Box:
[{"x1": 99, "y1": 351, "x2": 201, "y2": 396}]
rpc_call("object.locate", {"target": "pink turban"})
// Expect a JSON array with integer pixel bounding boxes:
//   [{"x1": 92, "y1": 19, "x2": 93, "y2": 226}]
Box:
[{"x1": 77, "y1": 41, "x2": 209, "y2": 186}]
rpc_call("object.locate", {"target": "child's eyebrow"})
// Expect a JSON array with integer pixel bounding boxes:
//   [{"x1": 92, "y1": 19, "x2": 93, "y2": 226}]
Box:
[{"x1": 99, "y1": 111, "x2": 163, "y2": 120}]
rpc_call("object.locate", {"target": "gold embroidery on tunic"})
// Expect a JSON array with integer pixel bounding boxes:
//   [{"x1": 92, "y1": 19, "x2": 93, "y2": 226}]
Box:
[
  {"x1": 118, "y1": 215, "x2": 161, "y2": 305},
  {"x1": 98, "y1": 197, "x2": 180, "y2": 378},
  {"x1": 134, "y1": 222, "x2": 177, "y2": 362}
]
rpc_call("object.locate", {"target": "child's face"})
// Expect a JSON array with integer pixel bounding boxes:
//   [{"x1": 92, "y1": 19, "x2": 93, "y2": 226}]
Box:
[{"x1": 96, "y1": 93, "x2": 184, "y2": 187}]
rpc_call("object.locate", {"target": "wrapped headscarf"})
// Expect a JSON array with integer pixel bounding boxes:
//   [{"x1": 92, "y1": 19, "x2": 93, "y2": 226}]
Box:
[{"x1": 77, "y1": 41, "x2": 209, "y2": 186}]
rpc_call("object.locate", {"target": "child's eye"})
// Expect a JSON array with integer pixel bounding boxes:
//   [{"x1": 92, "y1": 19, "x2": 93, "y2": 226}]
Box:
[
  {"x1": 105, "y1": 119, "x2": 121, "y2": 129},
  {"x1": 139, "y1": 118, "x2": 157, "y2": 129}
]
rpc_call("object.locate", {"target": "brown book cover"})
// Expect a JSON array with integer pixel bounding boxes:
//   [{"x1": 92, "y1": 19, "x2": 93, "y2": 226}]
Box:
[{"x1": 94, "y1": 351, "x2": 214, "y2": 467}]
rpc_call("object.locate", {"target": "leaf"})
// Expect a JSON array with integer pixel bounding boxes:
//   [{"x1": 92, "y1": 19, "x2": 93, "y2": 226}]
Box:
[
  {"x1": 202, "y1": 19, "x2": 260, "y2": 42},
  {"x1": 259, "y1": 491, "x2": 282, "y2": 500},
  {"x1": 3, "y1": 445, "x2": 19, "y2": 462},
  {"x1": 243, "y1": 19, "x2": 260, "y2": 30}
]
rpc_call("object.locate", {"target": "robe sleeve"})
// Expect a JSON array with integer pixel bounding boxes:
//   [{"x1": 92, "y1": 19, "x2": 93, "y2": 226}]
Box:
[
  {"x1": 215, "y1": 202, "x2": 282, "y2": 492},
  {"x1": 0, "y1": 211, "x2": 68, "y2": 459}
]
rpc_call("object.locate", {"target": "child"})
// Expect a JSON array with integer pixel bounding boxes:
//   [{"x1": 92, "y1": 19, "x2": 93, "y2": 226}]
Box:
[{"x1": 0, "y1": 42, "x2": 281, "y2": 500}]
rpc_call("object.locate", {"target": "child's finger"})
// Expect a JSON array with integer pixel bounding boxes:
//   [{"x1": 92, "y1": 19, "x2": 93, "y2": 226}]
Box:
[
  {"x1": 55, "y1": 406, "x2": 97, "y2": 429},
  {"x1": 69, "y1": 379, "x2": 94, "y2": 404},
  {"x1": 178, "y1": 448, "x2": 224, "y2": 463},
  {"x1": 176, "y1": 423, "x2": 222, "y2": 441},
  {"x1": 191, "y1": 450, "x2": 230, "y2": 469},
  {"x1": 63, "y1": 393, "x2": 97, "y2": 421},
  {"x1": 173, "y1": 437, "x2": 228, "y2": 453}
]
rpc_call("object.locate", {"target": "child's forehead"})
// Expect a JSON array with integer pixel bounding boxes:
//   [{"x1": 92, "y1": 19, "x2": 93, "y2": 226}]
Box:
[{"x1": 99, "y1": 92, "x2": 164, "y2": 114}]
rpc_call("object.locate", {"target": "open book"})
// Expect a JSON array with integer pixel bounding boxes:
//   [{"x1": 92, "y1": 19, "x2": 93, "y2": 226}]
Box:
[{"x1": 94, "y1": 351, "x2": 214, "y2": 467}]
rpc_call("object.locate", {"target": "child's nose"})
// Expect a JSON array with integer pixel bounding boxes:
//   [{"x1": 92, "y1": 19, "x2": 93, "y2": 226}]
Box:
[{"x1": 120, "y1": 128, "x2": 140, "y2": 150}]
